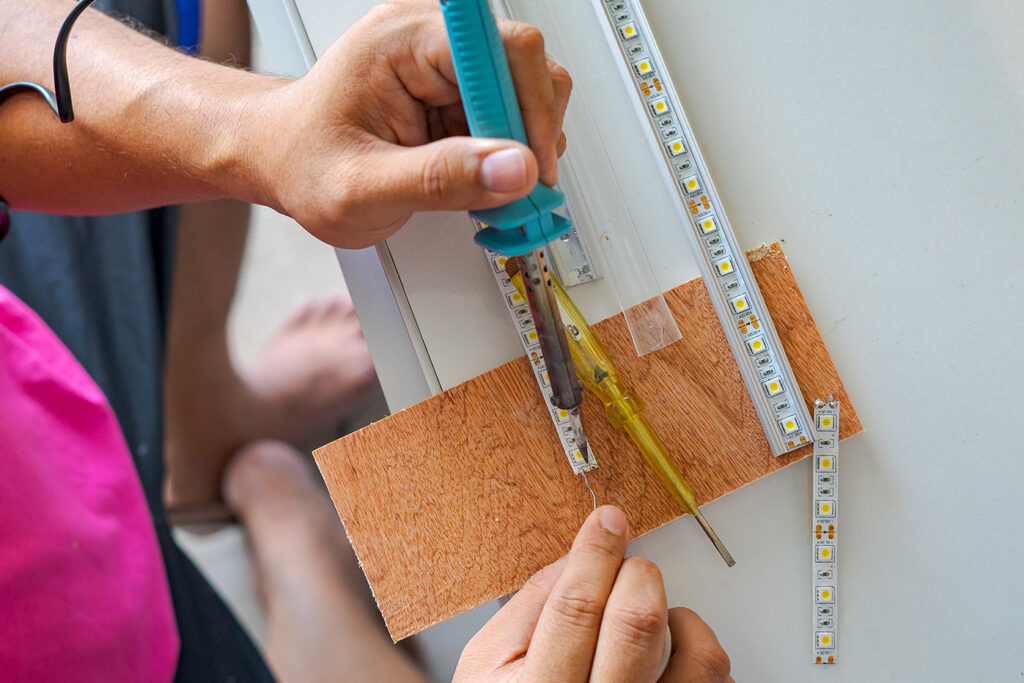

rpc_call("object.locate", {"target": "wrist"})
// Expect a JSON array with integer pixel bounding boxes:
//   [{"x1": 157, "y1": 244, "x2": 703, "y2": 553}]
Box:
[{"x1": 203, "y1": 71, "x2": 292, "y2": 208}]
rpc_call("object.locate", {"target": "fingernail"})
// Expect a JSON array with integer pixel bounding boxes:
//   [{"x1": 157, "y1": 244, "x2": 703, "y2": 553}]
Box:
[
  {"x1": 599, "y1": 506, "x2": 627, "y2": 536},
  {"x1": 480, "y1": 147, "x2": 528, "y2": 192}
]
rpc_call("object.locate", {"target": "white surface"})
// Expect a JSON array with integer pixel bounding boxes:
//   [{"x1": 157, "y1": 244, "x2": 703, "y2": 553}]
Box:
[{"x1": 255, "y1": 0, "x2": 1024, "y2": 680}]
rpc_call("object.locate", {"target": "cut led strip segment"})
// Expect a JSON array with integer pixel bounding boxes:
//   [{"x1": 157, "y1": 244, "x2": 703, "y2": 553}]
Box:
[
  {"x1": 482, "y1": 244, "x2": 597, "y2": 475},
  {"x1": 595, "y1": 0, "x2": 814, "y2": 455},
  {"x1": 812, "y1": 398, "x2": 839, "y2": 664}
]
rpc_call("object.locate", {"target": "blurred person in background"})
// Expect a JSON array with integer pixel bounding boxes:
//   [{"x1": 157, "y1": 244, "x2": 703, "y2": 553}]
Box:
[{"x1": 0, "y1": 1, "x2": 730, "y2": 681}]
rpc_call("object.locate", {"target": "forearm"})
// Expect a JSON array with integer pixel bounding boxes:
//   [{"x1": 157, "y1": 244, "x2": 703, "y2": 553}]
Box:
[
  {"x1": 0, "y1": 0, "x2": 280, "y2": 214},
  {"x1": 0, "y1": 0, "x2": 572, "y2": 248}
]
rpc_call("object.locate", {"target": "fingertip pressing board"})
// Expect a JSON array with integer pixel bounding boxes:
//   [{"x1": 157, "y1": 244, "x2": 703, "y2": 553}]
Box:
[{"x1": 314, "y1": 243, "x2": 862, "y2": 640}]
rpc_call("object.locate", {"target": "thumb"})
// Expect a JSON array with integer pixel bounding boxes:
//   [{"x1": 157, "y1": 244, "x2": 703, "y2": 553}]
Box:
[{"x1": 376, "y1": 137, "x2": 539, "y2": 214}]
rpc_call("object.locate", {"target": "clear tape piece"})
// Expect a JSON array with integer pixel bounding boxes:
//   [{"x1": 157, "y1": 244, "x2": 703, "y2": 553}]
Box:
[{"x1": 623, "y1": 296, "x2": 680, "y2": 357}]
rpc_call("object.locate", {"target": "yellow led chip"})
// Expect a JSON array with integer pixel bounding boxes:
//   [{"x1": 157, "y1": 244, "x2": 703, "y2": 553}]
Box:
[
  {"x1": 699, "y1": 216, "x2": 718, "y2": 234},
  {"x1": 746, "y1": 335, "x2": 767, "y2": 355},
  {"x1": 815, "y1": 586, "x2": 835, "y2": 603},
  {"x1": 665, "y1": 138, "x2": 685, "y2": 157},
  {"x1": 558, "y1": 409, "x2": 569, "y2": 419},
  {"x1": 762, "y1": 377, "x2": 785, "y2": 397},
  {"x1": 817, "y1": 414, "x2": 836, "y2": 431},
  {"x1": 730, "y1": 294, "x2": 750, "y2": 314},
  {"x1": 713, "y1": 256, "x2": 734, "y2": 276},
  {"x1": 632, "y1": 59, "x2": 653, "y2": 76},
  {"x1": 649, "y1": 98, "x2": 669, "y2": 116},
  {"x1": 816, "y1": 545, "x2": 834, "y2": 562},
  {"x1": 681, "y1": 175, "x2": 701, "y2": 194},
  {"x1": 618, "y1": 23, "x2": 638, "y2": 39},
  {"x1": 778, "y1": 414, "x2": 799, "y2": 434},
  {"x1": 817, "y1": 500, "x2": 835, "y2": 517},
  {"x1": 527, "y1": 330, "x2": 537, "y2": 341},
  {"x1": 817, "y1": 456, "x2": 835, "y2": 472},
  {"x1": 511, "y1": 291, "x2": 524, "y2": 304},
  {"x1": 816, "y1": 631, "x2": 835, "y2": 648}
]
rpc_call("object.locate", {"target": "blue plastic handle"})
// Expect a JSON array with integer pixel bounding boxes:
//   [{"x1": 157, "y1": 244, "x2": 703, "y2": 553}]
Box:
[{"x1": 440, "y1": 0, "x2": 572, "y2": 256}]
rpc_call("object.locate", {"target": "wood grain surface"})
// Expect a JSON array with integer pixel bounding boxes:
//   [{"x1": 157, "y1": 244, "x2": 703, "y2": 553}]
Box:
[{"x1": 314, "y1": 243, "x2": 862, "y2": 640}]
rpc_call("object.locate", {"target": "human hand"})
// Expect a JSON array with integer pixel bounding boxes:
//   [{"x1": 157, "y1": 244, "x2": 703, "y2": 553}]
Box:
[
  {"x1": 246, "y1": 0, "x2": 571, "y2": 248},
  {"x1": 454, "y1": 505, "x2": 732, "y2": 682}
]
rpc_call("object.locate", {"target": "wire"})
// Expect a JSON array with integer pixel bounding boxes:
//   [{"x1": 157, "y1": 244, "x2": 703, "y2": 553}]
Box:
[
  {"x1": 581, "y1": 471, "x2": 597, "y2": 511},
  {"x1": 0, "y1": 0, "x2": 99, "y2": 122}
]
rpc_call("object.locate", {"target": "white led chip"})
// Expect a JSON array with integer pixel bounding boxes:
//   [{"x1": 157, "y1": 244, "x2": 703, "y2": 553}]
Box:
[
  {"x1": 816, "y1": 631, "x2": 835, "y2": 649},
  {"x1": 816, "y1": 544, "x2": 835, "y2": 562},
  {"x1": 817, "y1": 455, "x2": 836, "y2": 472},
  {"x1": 729, "y1": 293, "x2": 750, "y2": 314},
  {"x1": 815, "y1": 586, "x2": 835, "y2": 603},
  {"x1": 778, "y1": 414, "x2": 799, "y2": 434},
  {"x1": 648, "y1": 98, "x2": 669, "y2": 116},
  {"x1": 632, "y1": 59, "x2": 653, "y2": 76},
  {"x1": 698, "y1": 216, "x2": 718, "y2": 234},
  {"x1": 713, "y1": 256, "x2": 734, "y2": 277},
  {"x1": 746, "y1": 335, "x2": 767, "y2": 355},
  {"x1": 665, "y1": 138, "x2": 685, "y2": 156},
  {"x1": 681, "y1": 175, "x2": 701, "y2": 194},
  {"x1": 762, "y1": 377, "x2": 785, "y2": 397},
  {"x1": 817, "y1": 414, "x2": 837, "y2": 431},
  {"x1": 816, "y1": 500, "x2": 836, "y2": 517},
  {"x1": 618, "y1": 22, "x2": 638, "y2": 40}
]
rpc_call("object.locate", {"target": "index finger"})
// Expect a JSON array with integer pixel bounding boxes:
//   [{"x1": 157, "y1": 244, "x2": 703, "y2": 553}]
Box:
[
  {"x1": 499, "y1": 20, "x2": 564, "y2": 186},
  {"x1": 521, "y1": 505, "x2": 631, "y2": 682}
]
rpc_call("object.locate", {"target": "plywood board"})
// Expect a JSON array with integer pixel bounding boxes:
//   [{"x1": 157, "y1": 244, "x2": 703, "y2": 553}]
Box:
[{"x1": 314, "y1": 243, "x2": 862, "y2": 640}]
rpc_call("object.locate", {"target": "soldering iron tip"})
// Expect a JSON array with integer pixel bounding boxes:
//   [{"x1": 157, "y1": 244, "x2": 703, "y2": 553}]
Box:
[
  {"x1": 568, "y1": 408, "x2": 590, "y2": 463},
  {"x1": 579, "y1": 441, "x2": 591, "y2": 463}
]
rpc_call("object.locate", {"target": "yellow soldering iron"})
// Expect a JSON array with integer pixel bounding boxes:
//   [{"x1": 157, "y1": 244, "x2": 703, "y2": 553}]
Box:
[{"x1": 506, "y1": 259, "x2": 735, "y2": 567}]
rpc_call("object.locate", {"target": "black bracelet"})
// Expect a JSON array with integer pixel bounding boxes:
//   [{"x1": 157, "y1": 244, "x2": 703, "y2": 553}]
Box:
[
  {"x1": 0, "y1": 196, "x2": 9, "y2": 244},
  {"x1": 0, "y1": 0, "x2": 98, "y2": 247},
  {"x1": 0, "y1": 0, "x2": 98, "y2": 122}
]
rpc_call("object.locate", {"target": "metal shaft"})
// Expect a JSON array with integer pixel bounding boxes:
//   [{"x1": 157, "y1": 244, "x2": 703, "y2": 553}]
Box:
[
  {"x1": 693, "y1": 510, "x2": 736, "y2": 567},
  {"x1": 521, "y1": 249, "x2": 590, "y2": 460}
]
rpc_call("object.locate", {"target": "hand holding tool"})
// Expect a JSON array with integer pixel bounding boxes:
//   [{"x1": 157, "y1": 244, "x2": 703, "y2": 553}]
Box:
[{"x1": 440, "y1": 0, "x2": 589, "y2": 460}]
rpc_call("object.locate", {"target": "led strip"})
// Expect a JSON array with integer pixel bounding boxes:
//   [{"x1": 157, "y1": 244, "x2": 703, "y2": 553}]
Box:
[
  {"x1": 811, "y1": 398, "x2": 839, "y2": 664},
  {"x1": 482, "y1": 239, "x2": 597, "y2": 475},
  {"x1": 592, "y1": 0, "x2": 814, "y2": 456}
]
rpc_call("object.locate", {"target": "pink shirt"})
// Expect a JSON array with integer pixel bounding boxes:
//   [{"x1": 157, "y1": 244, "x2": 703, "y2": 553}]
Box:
[{"x1": 0, "y1": 285, "x2": 178, "y2": 681}]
